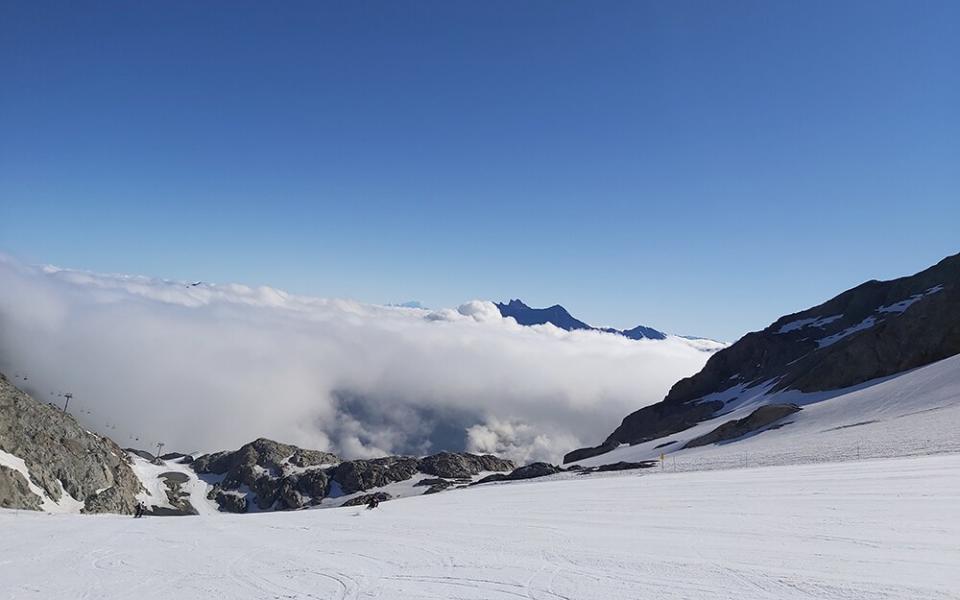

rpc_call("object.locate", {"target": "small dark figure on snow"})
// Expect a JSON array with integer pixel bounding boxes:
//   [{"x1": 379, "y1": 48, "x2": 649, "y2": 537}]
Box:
[
  {"x1": 134, "y1": 502, "x2": 146, "y2": 518},
  {"x1": 366, "y1": 496, "x2": 380, "y2": 510}
]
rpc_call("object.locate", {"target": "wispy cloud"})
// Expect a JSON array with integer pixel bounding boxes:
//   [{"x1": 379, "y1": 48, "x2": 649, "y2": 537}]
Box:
[{"x1": 0, "y1": 256, "x2": 713, "y2": 463}]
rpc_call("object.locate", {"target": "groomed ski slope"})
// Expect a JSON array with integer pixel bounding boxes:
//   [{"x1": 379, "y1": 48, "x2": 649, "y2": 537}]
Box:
[{"x1": 2, "y1": 453, "x2": 958, "y2": 600}]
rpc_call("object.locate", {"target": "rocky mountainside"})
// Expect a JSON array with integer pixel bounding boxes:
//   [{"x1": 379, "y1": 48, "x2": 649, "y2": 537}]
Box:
[
  {"x1": 0, "y1": 373, "x2": 142, "y2": 512},
  {"x1": 495, "y1": 299, "x2": 669, "y2": 340},
  {"x1": 566, "y1": 252, "x2": 960, "y2": 463},
  {"x1": 189, "y1": 439, "x2": 515, "y2": 513}
]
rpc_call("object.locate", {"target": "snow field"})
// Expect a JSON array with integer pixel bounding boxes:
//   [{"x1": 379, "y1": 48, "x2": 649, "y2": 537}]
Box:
[
  {"x1": 574, "y1": 353, "x2": 960, "y2": 471},
  {"x1": 2, "y1": 452, "x2": 958, "y2": 599}
]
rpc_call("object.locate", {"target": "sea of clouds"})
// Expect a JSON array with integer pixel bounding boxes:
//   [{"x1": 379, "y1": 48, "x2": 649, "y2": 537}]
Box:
[{"x1": 0, "y1": 255, "x2": 718, "y2": 464}]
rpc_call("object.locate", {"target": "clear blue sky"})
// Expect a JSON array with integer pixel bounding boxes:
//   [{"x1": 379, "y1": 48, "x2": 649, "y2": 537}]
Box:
[{"x1": 1, "y1": 1, "x2": 957, "y2": 341}]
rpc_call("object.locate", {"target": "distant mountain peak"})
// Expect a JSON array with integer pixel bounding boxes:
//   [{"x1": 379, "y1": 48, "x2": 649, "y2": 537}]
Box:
[{"x1": 495, "y1": 299, "x2": 667, "y2": 340}]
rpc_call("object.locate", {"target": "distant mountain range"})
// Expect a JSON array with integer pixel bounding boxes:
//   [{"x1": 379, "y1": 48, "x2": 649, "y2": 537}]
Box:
[
  {"x1": 495, "y1": 299, "x2": 698, "y2": 342},
  {"x1": 565, "y1": 252, "x2": 960, "y2": 464}
]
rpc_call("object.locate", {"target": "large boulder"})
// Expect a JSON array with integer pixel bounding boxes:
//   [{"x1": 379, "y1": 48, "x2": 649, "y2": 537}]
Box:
[{"x1": 0, "y1": 374, "x2": 142, "y2": 513}]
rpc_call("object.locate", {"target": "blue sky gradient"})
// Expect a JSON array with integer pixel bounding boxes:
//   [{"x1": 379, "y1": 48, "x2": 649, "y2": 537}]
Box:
[{"x1": 1, "y1": 1, "x2": 957, "y2": 340}]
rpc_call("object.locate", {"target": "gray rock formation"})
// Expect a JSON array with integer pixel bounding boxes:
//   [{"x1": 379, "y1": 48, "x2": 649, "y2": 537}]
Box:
[
  {"x1": 192, "y1": 438, "x2": 340, "y2": 512},
  {"x1": 0, "y1": 465, "x2": 41, "y2": 510},
  {"x1": 159, "y1": 452, "x2": 194, "y2": 464},
  {"x1": 144, "y1": 471, "x2": 197, "y2": 516},
  {"x1": 126, "y1": 448, "x2": 156, "y2": 462},
  {"x1": 566, "y1": 252, "x2": 960, "y2": 463},
  {"x1": 418, "y1": 451, "x2": 514, "y2": 479},
  {"x1": 190, "y1": 440, "x2": 515, "y2": 513},
  {"x1": 192, "y1": 437, "x2": 339, "y2": 476},
  {"x1": 214, "y1": 490, "x2": 247, "y2": 513},
  {"x1": 476, "y1": 462, "x2": 562, "y2": 484},
  {"x1": 331, "y1": 457, "x2": 420, "y2": 495},
  {"x1": 413, "y1": 477, "x2": 449, "y2": 487},
  {"x1": 685, "y1": 404, "x2": 801, "y2": 448},
  {"x1": 422, "y1": 481, "x2": 454, "y2": 494},
  {"x1": 340, "y1": 491, "x2": 391, "y2": 507},
  {"x1": 0, "y1": 373, "x2": 142, "y2": 513},
  {"x1": 592, "y1": 461, "x2": 657, "y2": 472}
]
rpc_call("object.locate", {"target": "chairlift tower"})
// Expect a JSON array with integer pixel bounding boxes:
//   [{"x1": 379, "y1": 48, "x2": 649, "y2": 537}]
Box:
[{"x1": 63, "y1": 393, "x2": 73, "y2": 412}]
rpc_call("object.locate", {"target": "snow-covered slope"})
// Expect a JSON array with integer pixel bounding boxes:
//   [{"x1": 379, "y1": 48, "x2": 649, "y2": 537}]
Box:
[
  {"x1": 2, "y1": 452, "x2": 957, "y2": 599},
  {"x1": 572, "y1": 352, "x2": 960, "y2": 470},
  {"x1": 567, "y1": 252, "x2": 960, "y2": 464}
]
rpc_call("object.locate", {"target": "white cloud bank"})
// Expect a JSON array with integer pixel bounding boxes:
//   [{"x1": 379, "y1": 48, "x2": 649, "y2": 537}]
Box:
[{"x1": 0, "y1": 256, "x2": 718, "y2": 464}]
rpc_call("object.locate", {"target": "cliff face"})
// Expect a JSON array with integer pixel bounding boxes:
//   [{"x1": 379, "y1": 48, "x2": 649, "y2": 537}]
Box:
[{"x1": 0, "y1": 374, "x2": 142, "y2": 512}]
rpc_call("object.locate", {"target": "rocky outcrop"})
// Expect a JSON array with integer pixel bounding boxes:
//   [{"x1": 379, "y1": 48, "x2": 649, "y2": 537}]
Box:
[
  {"x1": 341, "y1": 492, "x2": 390, "y2": 507},
  {"x1": 330, "y1": 457, "x2": 420, "y2": 495},
  {"x1": 214, "y1": 490, "x2": 247, "y2": 513},
  {"x1": 0, "y1": 465, "x2": 41, "y2": 510},
  {"x1": 476, "y1": 462, "x2": 562, "y2": 484},
  {"x1": 423, "y1": 481, "x2": 455, "y2": 494},
  {"x1": 413, "y1": 477, "x2": 450, "y2": 487},
  {"x1": 0, "y1": 373, "x2": 142, "y2": 513},
  {"x1": 126, "y1": 448, "x2": 156, "y2": 462},
  {"x1": 192, "y1": 438, "x2": 340, "y2": 512},
  {"x1": 685, "y1": 404, "x2": 801, "y2": 448},
  {"x1": 566, "y1": 252, "x2": 960, "y2": 463},
  {"x1": 418, "y1": 452, "x2": 514, "y2": 479},
  {"x1": 592, "y1": 461, "x2": 657, "y2": 472},
  {"x1": 145, "y1": 471, "x2": 197, "y2": 516},
  {"x1": 191, "y1": 440, "x2": 514, "y2": 513},
  {"x1": 562, "y1": 441, "x2": 619, "y2": 464},
  {"x1": 192, "y1": 438, "x2": 339, "y2": 477},
  {"x1": 159, "y1": 452, "x2": 193, "y2": 464}
]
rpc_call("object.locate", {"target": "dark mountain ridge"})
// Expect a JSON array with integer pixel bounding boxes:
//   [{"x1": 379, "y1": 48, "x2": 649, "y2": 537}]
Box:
[
  {"x1": 565, "y1": 252, "x2": 960, "y2": 463},
  {"x1": 496, "y1": 299, "x2": 668, "y2": 340}
]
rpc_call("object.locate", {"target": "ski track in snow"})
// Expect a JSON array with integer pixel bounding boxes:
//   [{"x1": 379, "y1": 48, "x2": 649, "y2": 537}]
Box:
[{"x1": 2, "y1": 453, "x2": 959, "y2": 600}]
